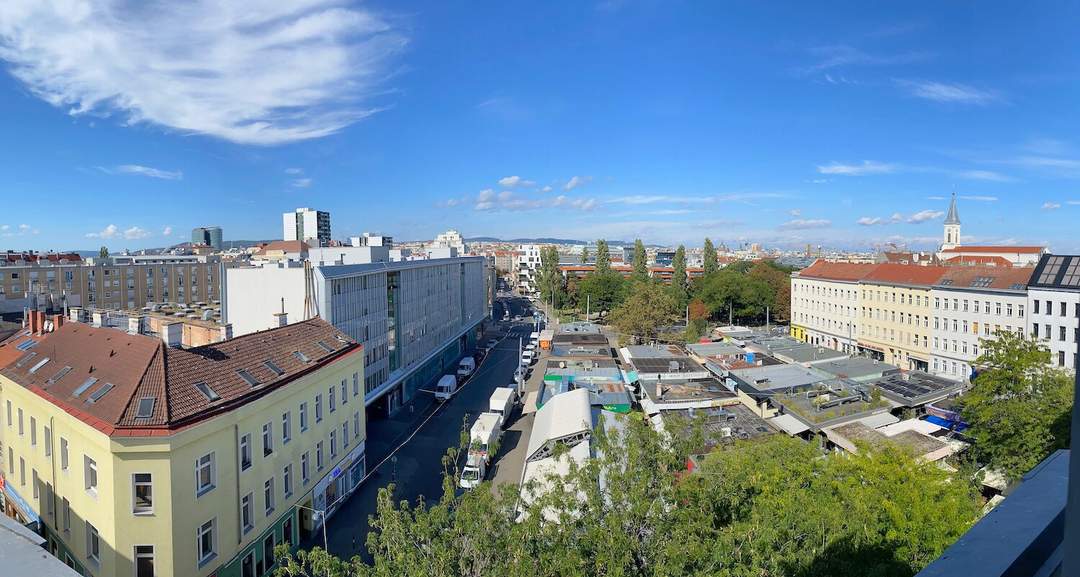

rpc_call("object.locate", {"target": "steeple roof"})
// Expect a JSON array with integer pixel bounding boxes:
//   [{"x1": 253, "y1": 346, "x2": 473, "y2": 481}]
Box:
[{"x1": 944, "y1": 193, "x2": 960, "y2": 225}]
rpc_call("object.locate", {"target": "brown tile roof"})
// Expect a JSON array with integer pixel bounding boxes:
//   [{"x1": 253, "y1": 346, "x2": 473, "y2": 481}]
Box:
[
  {"x1": 942, "y1": 255, "x2": 1014, "y2": 267},
  {"x1": 796, "y1": 260, "x2": 880, "y2": 282},
  {"x1": 0, "y1": 318, "x2": 360, "y2": 436},
  {"x1": 862, "y1": 263, "x2": 949, "y2": 287},
  {"x1": 0, "y1": 330, "x2": 47, "y2": 370},
  {"x1": 934, "y1": 266, "x2": 1034, "y2": 291},
  {"x1": 940, "y1": 245, "x2": 1044, "y2": 254},
  {"x1": 254, "y1": 240, "x2": 309, "y2": 255}
]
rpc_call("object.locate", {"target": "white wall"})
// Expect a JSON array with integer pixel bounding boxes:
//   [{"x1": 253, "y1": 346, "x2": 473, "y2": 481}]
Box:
[
  {"x1": 1028, "y1": 288, "x2": 1080, "y2": 370},
  {"x1": 224, "y1": 265, "x2": 307, "y2": 336},
  {"x1": 929, "y1": 288, "x2": 1028, "y2": 380},
  {"x1": 790, "y1": 276, "x2": 860, "y2": 353}
]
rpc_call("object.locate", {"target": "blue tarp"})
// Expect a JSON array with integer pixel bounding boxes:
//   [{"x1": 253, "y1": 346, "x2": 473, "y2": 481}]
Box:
[{"x1": 925, "y1": 414, "x2": 968, "y2": 432}]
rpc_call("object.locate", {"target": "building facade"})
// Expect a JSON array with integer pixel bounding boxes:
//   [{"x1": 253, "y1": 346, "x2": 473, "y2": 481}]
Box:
[
  {"x1": 1027, "y1": 254, "x2": 1080, "y2": 370},
  {"x1": 0, "y1": 317, "x2": 366, "y2": 577},
  {"x1": 0, "y1": 256, "x2": 222, "y2": 315},
  {"x1": 431, "y1": 230, "x2": 466, "y2": 254},
  {"x1": 282, "y1": 208, "x2": 331, "y2": 247},
  {"x1": 789, "y1": 261, "x2": 877, "y2": 354},
  {"x1": 515, "y1": 245, "x2": 541, "y2": 295},
  {"x1": 224, "y1": 257, "x2": 488, "y2": 415},
  {"x1": 191, "y1": 227, "x2": 223, "y2": 251},
  {"x1": 857, "y1": 264, "x2": 948, "y2": 371}
]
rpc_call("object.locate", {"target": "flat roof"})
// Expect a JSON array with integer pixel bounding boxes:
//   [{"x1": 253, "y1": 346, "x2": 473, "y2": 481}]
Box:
[
  {"x1": 727, "y1": 363, "x2": 832, "y2": 393},
  {"x1": 642, "y1": 378, "x2": 738, "y2": 406},
  {"x1": 631, "y1": 356, "x2": 708, "y2": 376},
  {"x1": 657, "y1": 403, "x2": 775, "y2": 451},
  {"x1": 772, "y1": 380, "x2": 893, "y2": 429},
  {"x1": 869, "y1": 371, "x2": 961, "y2": 407},
  {"x1": 0, "y1": 515, "x2": 81, "y2": 576},
  {"x1": 686, "y1": 342, "x2": 745, "y2": 358},
  {"x1": 624, "y1": 344, "x2": 679, "y2": 358},
  {"x1": 316, "y1": 255, "x2": 485, "y2": 279},
  {"x1": 773, "y1": 344, "x2": 848, "y2": 365},
  {"x1": 814, "y1": 357, "x2": 901, "y2": 381}
]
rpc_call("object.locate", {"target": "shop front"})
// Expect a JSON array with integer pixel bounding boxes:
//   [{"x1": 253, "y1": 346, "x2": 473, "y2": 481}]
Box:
[
  {"x1": 311, "y1": 441, "x2": 367, "y2": 529},
  {"x1": 1, "y1": 473, "x2": 40, "y2": 531}
]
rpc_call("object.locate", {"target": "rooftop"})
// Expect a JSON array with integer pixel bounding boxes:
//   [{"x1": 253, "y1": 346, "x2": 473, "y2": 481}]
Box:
[
  {"x1": 934, "y1": 265, "x2": 1034, "y2": 291},
  {"x1": 726, "y1": 363, "x2": 832, "y2": 394},
  {"x1": 772, "y1": 380, "x2": 892, "y2": 429},
  {"x1": 868, "y1": 371, "x2": 962, "y2": 407},
  {"x1": 685, "y1": 341, "x2": 745, "y2": 358},
  {"x1": 862, "y1": 263, "x2": 950, "y2": 287},
  {"x1": 641, "y1": 377, "x2": 738, "y2": 406},
  {"x1": 657, "y1": 403, "x2": 775, "y2": 452},
  {"x1": 0, "y1": 318, "x2": 360, "y2": 435},
  {"x1": 940, "y1": 245, "x2": 1044, "y2": 254},
  {"x1": 826, "y1": 420, "x2": 953, "y2": 460},
  {"x1": 795, "y1": 259, "x2": 880, "y2": 282},
  {"x1": 1028, "y1": 254, "x2": 1080, "y2": 291},
  {"x1": 813, "y1": 356, "x2": 901, "y2": 381}
]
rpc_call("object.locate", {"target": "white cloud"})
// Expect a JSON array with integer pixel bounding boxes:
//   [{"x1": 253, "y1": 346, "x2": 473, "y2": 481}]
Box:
[
  {"x1": 953, "y1": 170, "x2": 1011, "y2": 182},
  {"x1": 788, "y1": 209, "x2": 802, "y2": 217},
  {"x1": 540, "y1": 185, "x2": 553, "y2": 193},
  {"x1": 291, "y1": 178, "x2": 313, "y2": 189},
  {"x1": 857, "y1": 216, "x2": 885, "y2": 226},
  {"x1": 817, "y1": 160, "x2": 897, "y2": 176},
  {"x1": 959, "y1": 195, "x2": 998, "y2": 202},
  {"x1": 564, "y1": 175, "x2": 591, "y2": 191},
  {"x1": 907, "y1": 209, "x2": 944, "y2": 223},
  {"x1": 123, "y1": 226, "x2": 151, "y2": 240},
  {"x1": 0, "y1": 1, "x2": 405, "y2": 145},
  {"x1": 778, "y1": 219, "x2": 831, "y2": 230},
  {"x1": 285, "y1": 167, "x2": 304, "y2": 175},
  {"x1": 1043, "y1": 202, "x2": 1062, "y2": 210},
  {"x1": 18, "y1": 224, "x2": 30, "y2": 231},
  {"x1": 0, "y1": 225, "x2": 8, "y2": 231},
  {"x1": 497, "y1": 175, "x2": 535, "y2": 188},
  {"x1": 99, "y1": 164, "x2": 183, "y2": 180},
  {"x1": 162, "y1": 225, "x2": 173, "y2": 236},
  {"x1": 86, "y1": 224, "x2": 119, "y2": 239},
  {"x1": 896, "y1": 80, "x2": 1000, "y2": 105}
]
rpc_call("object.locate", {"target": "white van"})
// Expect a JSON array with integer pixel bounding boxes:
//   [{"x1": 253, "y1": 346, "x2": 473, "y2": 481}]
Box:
[
  {"x1": 489, "y1": 387, "x2": 518, "y2": 419},
  {"x1": 456, "y1": 357, "x2": 476, "y2": 379},
  {"x1": 434, "y1": 374, "x2": 458, "y2": 401}
]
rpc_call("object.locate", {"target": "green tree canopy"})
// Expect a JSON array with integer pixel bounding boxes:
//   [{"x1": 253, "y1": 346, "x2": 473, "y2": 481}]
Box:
[
  {"x1": 534, "y1": 246, "x2": 565, "y2": 307},
  {"x1": 669, "y1": 245, "x2": 688, "y2": 307},
  {"x1": 694, "y1": 268, "x2": 771, "y2": 324},
  {"x1": 593, "y1": 239, "x2": 611, "y2": 274},
  {"x1": 610, "y1": 280, "x2": 678, "y2": 344},
  {"x1": 961, "y1": 330, "x2": 1074, "y2": 481},
  {"x1": 631, "y1": 239, "x2": 648, "y2": 281},
  {"x1": 702, "y1": 237, "x2": 718, "y2": 274},
  {"x1": 580, "y1": 246, "x2": 589, "y2": 264},
  {"x1": 99, "y1": 245, "x2": 109, "y2": 259},
  {"x1": 576, "y1": 271, "x2": 626, "y2": 319}
]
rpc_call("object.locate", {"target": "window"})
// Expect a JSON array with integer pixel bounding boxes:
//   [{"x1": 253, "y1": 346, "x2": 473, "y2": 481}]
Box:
[
  {"x1": 343, "y1": 422, "x2": 349, "y2": 449},
  {"x1": 197, "y1": 519, "x2": 216, "y2": 565},
  {"x1": 195, "y1": 382, "x2": 220, "y2": 402},
  {"x1": 330, "y1": 430, "x2": 338, "y2": 459},
  {"x1": 328, "y1": 386, "x2": 336, "y2": 413},
  {"x1": 196, "y1": 453, "x2": 215, "y2": 496},
  {"x1": 264, "y1": 478, "x2": 275, "y2": 516},
  {"x1": 133, "y1": 473, "x2": 153, "y2": 514},
  {"x1": 17, "y1": 408, "x2": 23, "y2": 435},
  {"x1": 282, "y1": 412, "x2": 291, "y2": 444},
  {"x1": 1061, "y1": 302, "x2": 1068, "y2": 317},
  {"x1": 5, "y1": 400, "x2": 10, "y2": 427},
  {"x1": 62, "y1": 497, "x2": 70, "y2": 532},
  {"x1": 6, "y1": 447, "x2": 11, "y2": 475},
  {"x1": 1059, "y1": 351, "x2": 1066, "y2": 367},
  {"x1": 1019, "y1": 304, "x2": 1025, "y2": 318},
  {"x1": 353, "y1": 412, "x2": 361, "y2": 439},
  {"x1": 301, "y1": 452, "x2": 310, "y2": 485},
  {"x1": 240, "y1": 434, "x2": 252, "y2": 471},
  {"x1": 1033, "y1": 323, "x2": 1040, "y2": 339},
  {"x1": 86, "y1": 522, "x2": 101, "y2": 563},
  {"x1": 299, "y1": 402, "x2": 309, "y2": 432},
  {"x1": 241, "y1": 493, "x2": 254, "y2": 533},
  {"x1": 134, "y1": 545, "x2": 155, "y2": 577},
  {"x1": 316, "y1": 441, "x2": 324, "y2": 470},
  {"x1": 1006, "y1": 303, "x2": 1013, "y2": 317},
  {"x1": 237, "y1": 368, "x2": 260, "y2": 387},
  {"x1": 264, "y1": 360, "x2": 285, "y2": 377},
  {"x1": 1045, "y1": 324, "x2": 1051, "y2": 340},
  {"x1": 30, "y1": 416, "x2": 36, "y2": 446},
  {"x1": 33, "y1": 469, "x2": 39, "y2": 499},
  {"x1": 264, "y1": 534, "x2": 277, "y2": 571},
  {"x1": 262, "y1": 423, "x2": 273, "y2": 456},
  {"x1": 1061, "y1": 326, "x2": 1067, "y2": 342},
  {"x1": 353, "y1": 373, "x2": 360, "y2": 397},
  {"x1": 61, "y1": 438, "x2": 69, "y2": 470},
  {"x1": 44, "y1": 426, "x2": 52, "y2": 457},
  {"x1": 315, "y1": 394, "x2": 323, "y2": 423},
  {"x1": 1034, "y1": 300, "x2": 1040, "y2": 314},
  {"x1": 84, "y1": 456, "x2": 98, "y2": 493},
  {"x1": 283, "y1": 464, "x2": 293, "y2": 498}
]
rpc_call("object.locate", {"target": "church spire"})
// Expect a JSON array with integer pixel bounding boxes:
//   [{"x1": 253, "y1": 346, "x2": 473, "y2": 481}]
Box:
[{"x1": 944, "y1": 192, "x2": 960, "y2": 225}]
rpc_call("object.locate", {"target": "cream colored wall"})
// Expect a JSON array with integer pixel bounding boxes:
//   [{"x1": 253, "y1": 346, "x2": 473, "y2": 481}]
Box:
[{"x1": 859, "y1": 283, "x2": 932, "y2": 368}]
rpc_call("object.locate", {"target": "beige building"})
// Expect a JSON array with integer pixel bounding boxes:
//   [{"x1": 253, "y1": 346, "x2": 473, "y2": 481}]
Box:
[
  {"x1": 857, "y1": 264, "x2": 949, "y2": 371},
  {"x1": 0, "y1": 316, "x2": 365, "y2": 577}
]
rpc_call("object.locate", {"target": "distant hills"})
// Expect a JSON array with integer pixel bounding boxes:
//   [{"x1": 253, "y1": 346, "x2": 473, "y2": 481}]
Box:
[{"x1": 465, "y1": 236, "x2": 632, "y2": 246}]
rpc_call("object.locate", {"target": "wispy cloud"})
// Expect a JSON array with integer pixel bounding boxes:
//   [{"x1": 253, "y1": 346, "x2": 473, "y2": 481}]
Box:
[
  {"x1": 857, "y1": 210, "x2": 943, "y2": 225},
  {"x1": 86, "y1": 224, "x2": 119, "y2": 239},
  {"x1": 98, "y1": 164, "x2": 183, "y2": 180},
  {"x1": 285, "y1": 167, "x2": 304, "y2": 175},
  {"x1": 801, "y1": 45, "x2": 928, "y2": 75},
  {"x1": 907, "y1": 209, "x2": 944, "y2": 223},
  {"x1": 778, "y1": 219, "x2": 831, "y2": 230},
  {"x1": 817, "y1": 160, "x2": 898, "y2": 176},
  {"x1": 86, "y1": 224, "x2": 152, "y2": 239},
  {"x1": 1, "y1": 223, "x2": 38, "y2": 237},
  {"x1": 123, "y1": 226, "x2": 151, "y2": 239},
  {"x1": 1043, "y1": 202, "x2": 1062, "y2": 210},
  {"x1": 952, "y1": 170, "x2": 1011, "y2": 182},
  {"x1": 564, "y1": 175, "x2": 591, "y2": 191},
  {"x1": 0, "y1": 1, "x2": 406, "y2": 145},
  {"x1": 959, "y1": 195, "x2": 998, "y2": 202},
  {"x1": 291, "y1": 178, "x2": 313, "y2": 189},
  {"x1": 896, "y1": 80, "x2": 1000, "y2": 105},
  {"x1": 162, "y1": 225, "x2": 173, "y2": 236},
  {"x1": 498, "y1": 175, "x2": 535, "y2": 188}
]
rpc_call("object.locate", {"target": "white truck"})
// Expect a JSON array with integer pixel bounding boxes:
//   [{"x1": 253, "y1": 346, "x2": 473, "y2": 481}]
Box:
[
  {"x1": 434, "y1": 374, "x2": 458, "y2": 402},
  {"x1": 488, "y1": 387, "x2": 518, "y2": 420},
  {"x1": 459, "y1": 412, "x2": 504, "y2": 489},
  {"x1": 456, "y1": 356, "x2": 477, "y2": 379}
]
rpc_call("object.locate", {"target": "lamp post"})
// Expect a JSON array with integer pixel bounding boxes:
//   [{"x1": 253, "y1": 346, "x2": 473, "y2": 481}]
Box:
[{"x1": 293, "y1": 503, "x2": 330, "y2": 577}]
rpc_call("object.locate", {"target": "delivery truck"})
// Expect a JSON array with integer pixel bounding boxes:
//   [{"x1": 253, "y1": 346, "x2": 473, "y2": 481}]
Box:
[
  {"x1": 488, "y1": 387, "x2": 518, "y2": 420},
  {"x1": 459, "y1": 412, "x2": 504, "y2": 489}
]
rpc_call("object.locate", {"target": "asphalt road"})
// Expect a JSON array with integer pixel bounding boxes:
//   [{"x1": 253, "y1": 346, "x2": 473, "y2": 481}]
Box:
[{"x1": 319, "y1": 295, "x2": 534, "y2": 561}]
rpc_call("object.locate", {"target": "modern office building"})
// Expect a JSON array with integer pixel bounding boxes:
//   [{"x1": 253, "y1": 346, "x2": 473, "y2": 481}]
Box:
[
  {"x1": 282, "y1": 208, "x2": 331, "y2": 247},
  {"x1": 0, "y1": 316, "x2": 366, "y2": 577},
  {"x1": 224, "y1": 256, "x2": 488, "y2": 415},
  {"x1": 1027, "y1": 254, "x2": 1080, "y2": 370},
  {"x1": 191, "y1": 227, "x2": 223, "y2": 251},
  {"x1": 0, "y1": 255, "x2": 222, "y2": 314}
]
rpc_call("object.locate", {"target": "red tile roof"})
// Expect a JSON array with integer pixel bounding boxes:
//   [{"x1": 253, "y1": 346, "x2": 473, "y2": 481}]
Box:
[
  {"x1": 0, "y1": 318, "x2": 360, "y2": 435},
  {"x1": 935, "y1": 266, "x2": 1034, "y2": 290},
  {"x1": 254, "y1": 240, "x2": 309, "y2": 255},
  {"x1": 796, "y1": 260, "x2": 880, "y2": 282},
  {"x1": 862, "y1": 263, "x2": 950, "y2": 287},
  {"x1": 942, "y1": 255, "x2": 1014, "y2": 267},
  {"x1": 940, "y1": 245, "x2": 1044, "y2": 254}
]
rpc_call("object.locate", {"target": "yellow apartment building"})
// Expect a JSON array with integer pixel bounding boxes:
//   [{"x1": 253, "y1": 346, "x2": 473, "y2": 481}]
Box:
[
  {"x1": 857, "y1": 264, "x2": 948, "y2": 371},
  {"x1": 0, "y1": 313, "x2": 365, "y2": 577}
]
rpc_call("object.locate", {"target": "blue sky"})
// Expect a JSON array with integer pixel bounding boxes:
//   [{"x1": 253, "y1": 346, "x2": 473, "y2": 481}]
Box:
[{"x1": 0, "y1": 1, "x2": 1078, "y2": 251}]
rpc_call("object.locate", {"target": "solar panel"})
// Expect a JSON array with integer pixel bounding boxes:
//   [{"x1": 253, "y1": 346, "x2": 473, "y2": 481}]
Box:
[
  {"x1": 971, "y1": 276, "x2": 993, "y2": 288},
  {"x1": 237, "y1": 369, "x2": 260, "y2": 387},
  {"x1": 46, "y1": 366, "x2": 73, "y2": 385},
  {"x1": 1061, "y1": 259, "x2": 1080, "y2": 287},
  {"x1": 135, "y1": 397, "x2": 155, "y2": 419},
  {"x1": 14, "y1": 339, "x2": 37, "y2": 351},
  {"x1": 28, "y1": 357, "x2": 51, "y2": 374},
  {"x1": 1038, "y1": 255, "x2": 1065, "y2": 284},
  {"x1": 87, "y1": 382, "x2": 115, "y2": 403},
  {"x1": 293, "y1": 351, "x2": 310, "y2": 363},
  {"x1": 938, "y1": 279, "x2": 953, "y2": 286},
  {"x1": 263, "y1": 360, "x2": 285, "y2": 377},
  {"x1": 316, "y1": 340, "x2": 335, "y2": 353},
  {"x1": 195, "y1": 382, "x2": 220, "y2": 402},
  {"x1": 14, "y1": 351, "x2": 37, "y2": 368},
  {"x1": 73, "y1": 377, "x2": 98, "y2": 397}
]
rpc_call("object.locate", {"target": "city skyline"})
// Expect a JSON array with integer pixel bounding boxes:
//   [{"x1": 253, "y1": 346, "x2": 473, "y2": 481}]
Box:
[{"x1": 1, "y1": 2, "x2": 1079, "y2": 250}]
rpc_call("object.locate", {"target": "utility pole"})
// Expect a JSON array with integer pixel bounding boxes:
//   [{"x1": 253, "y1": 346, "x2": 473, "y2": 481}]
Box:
[
  {"x1": 586, "y1": 294, "x2": 591, "y2": 320},
  {"x1": 766, "y1": 305, "x2": 770, "y2": 331}
]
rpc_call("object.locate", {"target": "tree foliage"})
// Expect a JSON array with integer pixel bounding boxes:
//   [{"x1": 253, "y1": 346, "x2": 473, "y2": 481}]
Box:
[
  {"x1": 962, "y1": 330, "x2": 1074, "y2": 482},
  {"x1": 534, "y1": 246, "x2": 566, "y2": 307},
  {"x1": 609, "y1": 280, "x2": 679, "y2": 344},
  {"x1": 593, "y1": 240, "x2": 611, "y2": 274},
  {"x1": 580, "y1": 246, "x2": 589, "y2": 264},
  {"x1": 702, "y1": 237, "x2": 718, "y2": 274},
  {"x1": 276, "y1": 418, "x2": 979, "y2": 577},
  {"x1": 631, "y1": 239, "x2": 648, "y2": 281},
  {"x1": 98, "y1": 245, "x2": 109, "y2": 259},
  {"x1": 669, "y1": 245, "x2": 688, "y2": 307},
  {"x1": 577, "y1": 271, "x2": 626, "y2": 319}
]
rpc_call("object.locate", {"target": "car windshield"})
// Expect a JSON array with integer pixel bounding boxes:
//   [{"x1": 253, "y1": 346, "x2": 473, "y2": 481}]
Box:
[{"x1": 462, "y1": 468, "x2": 479, "y2": 481}]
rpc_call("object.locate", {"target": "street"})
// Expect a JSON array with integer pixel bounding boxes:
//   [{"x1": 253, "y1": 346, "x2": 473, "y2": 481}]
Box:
[{"x1": 319, "y1": 295, "x2": 535, "y2": 561}]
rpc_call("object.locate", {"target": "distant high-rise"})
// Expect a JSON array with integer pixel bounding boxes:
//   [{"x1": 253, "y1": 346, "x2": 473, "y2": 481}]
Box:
[
  {"x1": 191, "y1": 226, "x2": 223, "y2": 250},
  {"x1": 283, "y1": 207, "x2": 331, "y2": 247}
]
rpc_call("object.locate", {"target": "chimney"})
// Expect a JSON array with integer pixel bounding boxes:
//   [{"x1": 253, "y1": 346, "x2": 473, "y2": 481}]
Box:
[
  {"x1": 161, "y1": 322, "x2": 182, "y2": 348},
  {"x1": 69, "y1": 307, "x2": 83, "y2": 324},
  {"x1": 273, "y1": 312, "x2": 288, "y2": 328},
  {"x1": 219, "y1": 324, "x2": 233, "y2": 342},
  {"x1": 51, "y1": 314, "x2": 64, "y2": 331},
  {"x1": 91, "y1": 311, "x2": 106, "y2": 328},
  {"x1": 128, "y1": 315, "x2": 143, "y2": 335}
]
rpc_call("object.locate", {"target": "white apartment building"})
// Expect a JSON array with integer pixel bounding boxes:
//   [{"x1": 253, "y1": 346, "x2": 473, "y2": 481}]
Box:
[
  {"x1": 225, "y1": 256, "x2": 488, "y2": 415},
  {"x1": 515, "y1": 244, "x2": 542, "y2": 295},
  {"x1": 929, "y1": 266, "x2": 1032, "y2": 381},
  {"x1": 283, "y1": 208, "x2": 331, "y2": 247},
  {"x1": 1027, "y1": 254, "x2": 1080, "y2": 370},
  {"x1": 789, "y1": 261, "x2": 877, "y2": 354},
  {"x1": 431, "y1": 229, "x2": 467, "y2": 254}
]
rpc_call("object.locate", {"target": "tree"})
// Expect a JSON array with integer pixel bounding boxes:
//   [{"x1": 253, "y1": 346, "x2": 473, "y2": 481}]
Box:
[
  {"x1": 631, "y1": 239, "x2": 648, "y2": 282},
  {"x1": 702, "y1": 237, "x2": 718, "y2": 274},
  {"x1": 684, "y1": 298, "x2": 708, "y2": 341},
  {"x1": 694, "y1": 269, "x2": 771, "y2": 324},
  {"x1": 576, "y1": 271, "x2": 626, "y2": 319},
  {"x1": 609, "y1": 281, "x2": 678, "y2": 344},
  {"x1": 669, "y1": 245, "x2": 688, "y2": 307},
  {"x1": 961, "y1": 330, "x2": 1074, "y2": 482},
  {"x1": 580, "y1": 246, "x2": 590, "y2": 264},
  {"x1": 99, "y1": 245, "x2": 109, "y2": 259},
  {"x1": 593, "y1": 240, "x2": 611, "y2": 274},
  {"x1": 534, "y1": 246, "x2": 565, "y2": 308},
  {"x1": 748, "y1": 260, "x2": 790, "y2": 321}
]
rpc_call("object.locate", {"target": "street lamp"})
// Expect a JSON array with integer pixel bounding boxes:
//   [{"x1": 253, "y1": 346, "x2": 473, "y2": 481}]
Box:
[{"x1": 293, "y1": 503, "x2": 330, "y2": 577}]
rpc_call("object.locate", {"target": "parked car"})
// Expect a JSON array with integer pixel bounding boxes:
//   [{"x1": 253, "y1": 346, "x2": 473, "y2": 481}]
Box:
[
  {"x1": 457, "y1": 357, "x2": 477, "y2": 379},
  {"x1": 521, "y1": 350, "x2": 535, "y2": 365},
  {"x1": 434, "y1": 374, "x2": 458, "y2": 401}
]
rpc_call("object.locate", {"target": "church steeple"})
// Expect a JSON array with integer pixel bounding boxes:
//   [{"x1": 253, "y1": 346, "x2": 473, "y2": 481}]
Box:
[{"x1": 942, "y1": 192, "x2": 961, "y2": 249}]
